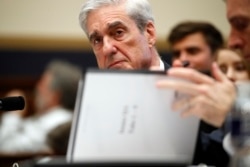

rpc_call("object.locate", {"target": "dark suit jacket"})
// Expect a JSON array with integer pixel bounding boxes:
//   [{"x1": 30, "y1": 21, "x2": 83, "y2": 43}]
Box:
[
  {"x1": 163, "y1": 60, "x2": 171, "y2": 70},
  {"x1": 192, "y1": 71, "x2": 229, "y2": 167},
  {"x1": 193, "y1": 121, "x2": 229, "y2": 167}
]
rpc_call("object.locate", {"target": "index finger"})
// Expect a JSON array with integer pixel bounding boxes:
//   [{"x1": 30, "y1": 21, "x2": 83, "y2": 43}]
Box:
[
  {"x1": 167, "y1": 68, "x2": 215, "y2": 85},
  {"x1": 156, "y1": 78, "x2": 201, "y2": 96}
]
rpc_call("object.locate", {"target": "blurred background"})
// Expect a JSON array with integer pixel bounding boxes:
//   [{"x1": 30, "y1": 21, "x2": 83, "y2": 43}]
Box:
[
  {"x1": 0, "y1": 0, "x2": 230, "y2": 165},
  {"x1": 0, "y1": 0, "x2": 229, "y2": 96}
]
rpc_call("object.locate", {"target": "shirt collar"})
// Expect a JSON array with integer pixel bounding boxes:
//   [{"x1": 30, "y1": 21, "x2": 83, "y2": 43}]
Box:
[{"x1": 159, "y1": 59, "x2": 165, "y2": 71}]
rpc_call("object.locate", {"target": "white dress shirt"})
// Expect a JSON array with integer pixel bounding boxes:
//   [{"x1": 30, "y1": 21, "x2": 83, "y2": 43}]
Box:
[{"x1": 0, "y1": 106, "x2": 72, "y2": 153}]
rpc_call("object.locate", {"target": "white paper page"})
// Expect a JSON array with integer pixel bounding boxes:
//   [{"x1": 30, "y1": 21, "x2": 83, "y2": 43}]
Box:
[{"x1": 68, "y1": 70, "x2": 199, "y2": 164}]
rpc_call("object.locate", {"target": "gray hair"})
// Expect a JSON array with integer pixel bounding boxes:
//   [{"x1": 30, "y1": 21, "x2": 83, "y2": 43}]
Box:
[
  {"x1": 79, "y1": 0, "x2": 155, "y2": 35},
  {"x1": 45, "y1": 60, "x2": 82, "y2": 110}
]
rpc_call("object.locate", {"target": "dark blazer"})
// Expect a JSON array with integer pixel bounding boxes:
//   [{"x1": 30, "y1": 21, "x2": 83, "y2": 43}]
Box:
[
  {"x1": 192, "y1": 69, "x2": 230, "y2": 167},
  {"x1": 193, "y1": 122, "x2": 229, "y2": 167},
  {"x1": 163, "y1": 60, "x2": 171, "y2": 70}
]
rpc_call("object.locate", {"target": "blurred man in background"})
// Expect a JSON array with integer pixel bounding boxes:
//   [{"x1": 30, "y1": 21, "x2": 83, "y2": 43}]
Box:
[
  {"x1": 226, "y1": 0, "x2": 250, "y2": 63},
  {"x1": 157, "y1": 0, "x2": 250, "y2": 166},
  {"x1": 167, "y1": 21, "x2": 224, "y2": 72},
  {"x1": 167, "y1": 21, "x2": 229, "y2": 166},
  {"x1": 0, "y1": 60, "x2": 82, "y2": 153}
]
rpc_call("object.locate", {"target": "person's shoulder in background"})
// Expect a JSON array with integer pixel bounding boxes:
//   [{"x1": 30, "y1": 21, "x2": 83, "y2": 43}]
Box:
[{"x1": 46, "y1": 120, "x2": 72, "y2": 155}]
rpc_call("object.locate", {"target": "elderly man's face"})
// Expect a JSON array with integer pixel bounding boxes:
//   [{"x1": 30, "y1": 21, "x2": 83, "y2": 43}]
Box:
[
  {"x1": 35, "y1": 72, "x2": 59, "y2": 114},
  {"x1": 85, "y1": 4, "x2": 156, "y2": 70},
  {"x1": 227, "y1": 0, "x2": 250, "y2": 62}
]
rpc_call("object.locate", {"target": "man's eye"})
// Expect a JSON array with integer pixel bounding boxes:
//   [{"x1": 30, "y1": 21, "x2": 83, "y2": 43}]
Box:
[
  {"x1": 235, "y1": 63, "x2": 246, "y2": 71},
  {"x1": 187, "y1": 48, "x2": 200, "y2": 55},
  {"x1": 91, "y1": 37, "x2": 102, "y2": 45},
  {"x1": 232, "y1": 19, "x2": 249, "y2": 31},
  {"x1": 219, "y1": 65, "x2": 227, "y2": 74},
  {"x1": 172, "y1": 51, "x2": 180, "y2": 58},
  {"x1": 114, "y1": 29, "x2": 124, "y2": 38}
]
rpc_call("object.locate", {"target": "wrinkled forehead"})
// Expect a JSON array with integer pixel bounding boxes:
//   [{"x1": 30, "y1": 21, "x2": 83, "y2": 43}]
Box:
[
  {"x1": 86, "y1": 4, "x2": 128, "y2": 29},
  {"x1": 227, "y1": 0, "x2": 250, "y2": 15},
  {"x1": 86, "y1": 5, "x2": 130, "y2": 31}
]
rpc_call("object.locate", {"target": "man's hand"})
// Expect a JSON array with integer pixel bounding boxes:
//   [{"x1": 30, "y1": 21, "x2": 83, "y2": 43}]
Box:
[{"x1": 156, "y1": 62, "x2": 236, "y2": 127}]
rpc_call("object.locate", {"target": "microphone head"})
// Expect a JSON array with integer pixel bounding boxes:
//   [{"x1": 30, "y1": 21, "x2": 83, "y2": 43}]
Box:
[
  {"x1": 0, "y1": 96, "x2": 25, "y2": 111},
  {"x1": 182, "y1": 61, "x2": 190, "y2": 67}
]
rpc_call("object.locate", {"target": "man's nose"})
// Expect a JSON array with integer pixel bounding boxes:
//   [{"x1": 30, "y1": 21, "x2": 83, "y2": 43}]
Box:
[
  {"x1": 226, "y1": 67, "x2": 236, "y2": 82},
  {"x1": 182, "y1": 61, "x2": 190, "y2": 67},
  {"x1": 172, "y1": 60, "x2": 190, "y2": 68},
  {"x1": 179, "y1": 53, "x2": 190, "y2": 66},
  {"x1": 172, "y1": 59, "x2": 183, "y2": 67},
  {"x1": 172, "y1": 53, "x2": 190, "y2": 67},
  {"x1": 103, "y1": 37, "x2": 117, "y2": 55},
  {"x1": 179, "y1": 52, "x2": 189, "y2": 61},
  {"x1": 228, "y1": 30, "x2": 244, "y2": 50}
]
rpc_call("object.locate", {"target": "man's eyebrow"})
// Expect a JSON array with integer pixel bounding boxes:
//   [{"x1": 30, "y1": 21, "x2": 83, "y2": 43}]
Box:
[
  {"x1": 186, "y1": 46, "x2": 200, "y2": 50},
  {"x1": 89, "y1": 31, "x2": 99, "y2": 41},
  {"x1": 229, "y1": 16, "x2": 238, "y2": 23},
  {"x1": 88, "y1": 21, "x2": 124, "y2": 40},
  {"x1": 107, "y1": 21, "x2": 124, "y2": 30},
  {"x1": 229, "y1": 15, "x2": 249, "y2": 23}
]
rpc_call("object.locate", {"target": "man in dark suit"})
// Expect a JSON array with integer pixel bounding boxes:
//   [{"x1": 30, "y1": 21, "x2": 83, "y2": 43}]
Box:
[
  {"x1": 166, "y1": 21, "x2": 229, "y2": 167},
  {"x1": 167, "y1": 21, "x2": 224, "y2": 72}
]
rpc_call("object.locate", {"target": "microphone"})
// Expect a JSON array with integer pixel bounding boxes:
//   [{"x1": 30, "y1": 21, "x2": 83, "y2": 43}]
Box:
[
  {"x1": 182, "y1": 61, "x2": 190, "y2": 67},
  {"x1": 0, "y1": 96, "x2": 25, "y2": 111},
  {"x1": 181, "y1": 61, "x2": 211, "y2": 77}
]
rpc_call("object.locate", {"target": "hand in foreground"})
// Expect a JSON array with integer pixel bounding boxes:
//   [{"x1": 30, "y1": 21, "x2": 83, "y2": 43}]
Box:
[{"x1": 156, "y1": 62, "x2": 236, "y2": 127}]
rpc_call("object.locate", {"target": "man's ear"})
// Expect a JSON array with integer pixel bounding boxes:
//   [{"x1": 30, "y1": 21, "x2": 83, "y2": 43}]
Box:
[{"x1": 144, "y1": 21, "x2": 156, "y2": 47}]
